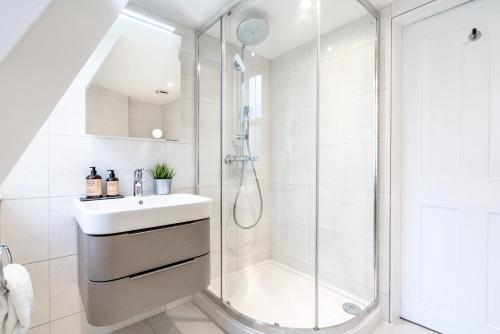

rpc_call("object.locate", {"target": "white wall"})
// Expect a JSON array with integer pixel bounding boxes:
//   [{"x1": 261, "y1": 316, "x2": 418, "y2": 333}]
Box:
[
  {"x1": 0, "y1": 13, "x2": 197, "y2": 333},
  {"x1": 0, "y1": 0, "x2": 129, "y2": 185},
  {"x1": 267, "y1": 15, "x2": 378, "y2": 305},
  {"x1": 0, "y1": 0, "x2": 52, "y2": 63},
  {"x1": 197, "y1": 32, "x2": 272, "y2": 290}
]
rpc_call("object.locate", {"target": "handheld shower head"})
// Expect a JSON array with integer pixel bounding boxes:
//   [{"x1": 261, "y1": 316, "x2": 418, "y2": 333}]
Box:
[{"x1": 233, "y1": 54, "x2": 246, "y2": 72}]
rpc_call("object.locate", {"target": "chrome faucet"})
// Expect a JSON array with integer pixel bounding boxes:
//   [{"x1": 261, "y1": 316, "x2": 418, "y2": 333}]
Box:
[{"x1": 133, "y1": 168, "x2": 144, "y2": 196}]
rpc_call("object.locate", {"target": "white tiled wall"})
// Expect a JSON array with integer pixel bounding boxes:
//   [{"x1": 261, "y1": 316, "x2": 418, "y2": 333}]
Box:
[
  {"x1": 268, "y1": 15, "x2": 379, "y2": 305},
  {"x1": 199, "y1": 10, "x2": 393, "y2": 322},
  {"x1": 0, "y1": 32, "x2": 196, "y2": 334},
  {"x1": 198, "y1": 31, "x2": 272, "y2": 288}
]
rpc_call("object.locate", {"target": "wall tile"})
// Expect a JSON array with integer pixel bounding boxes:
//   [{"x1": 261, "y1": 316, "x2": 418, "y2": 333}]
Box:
[
  {"x1": 165, "y1": 142, "x2": 195, "y2": 190},
  {"x1": 163, "y1": 99, "x2": 195, "y2": 144},
  {"x1": 0, "y1": 133, "x2": 49, "y2": 199},
  {"x1": 50, "y1": 255, "x2": 81, "y2": 320},
  {"x1": 49, "y1": 196, "x2": 78, "y2": 258},
  {"x1": 198, "y1": 145, "x2": 219, "y2": 188},
  {"x1": 378, "y1": 140, "x2": 390, "y2": 193},
  {"x1": 26, "y1": 261, "x2": 50, "y2": 328},
  {"x1": 48, "y1": 135, "x2": 98, "y2": 197},
  {"x1": 378, "y1": 192, "x2": 391, "y2": 244},
  {"x1": 0, "y1": 198, "x2": 49, "y2": 264},
  {"x1": 380, "y1": 5, "x2": 392, "y2": 40},
  {"x1": 49, "y1": 78, "x2": 86, "y2": 136},
  {"x1": 379, "y1": 89, "x2": 391, "y2": 141},
  {"x1": 378, "y1": 242, "x2": 390, "y2": 295},
  {"x1": 380, "y1": 38, "x2": 391, "y2": 92}
]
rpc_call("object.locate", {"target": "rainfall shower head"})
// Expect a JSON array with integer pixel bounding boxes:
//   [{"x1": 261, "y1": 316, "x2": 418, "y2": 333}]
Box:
[{"x1": 236, "y1": 18, "x2": 270, "y2": 46}]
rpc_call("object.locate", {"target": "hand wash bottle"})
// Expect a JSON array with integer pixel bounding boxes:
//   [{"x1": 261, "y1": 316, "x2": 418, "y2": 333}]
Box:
[
  {"x1": 106, "y1": 170, "x2": 119, "y2": 197},
  {"x1": 86, "y1": 167, "x2": 102, "y2": 198}
]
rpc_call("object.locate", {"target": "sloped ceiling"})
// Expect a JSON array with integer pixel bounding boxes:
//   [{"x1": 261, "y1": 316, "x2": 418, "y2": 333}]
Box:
[{"x1": 0, "y1": 0, "x2": 129, "y2": 185}]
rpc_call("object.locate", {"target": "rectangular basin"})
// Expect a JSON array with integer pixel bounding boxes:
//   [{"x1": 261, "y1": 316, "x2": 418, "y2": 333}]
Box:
[{"x1": 74, "y1": 194, "x2": 212, "y2": 235}]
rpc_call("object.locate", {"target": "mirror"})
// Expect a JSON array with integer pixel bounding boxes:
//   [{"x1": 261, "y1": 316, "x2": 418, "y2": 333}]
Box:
[{"x1": 86, "y1": 12, "x2": 181, "y2": 140}]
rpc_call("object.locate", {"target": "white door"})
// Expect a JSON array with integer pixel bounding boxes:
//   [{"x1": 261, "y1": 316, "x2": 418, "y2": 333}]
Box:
[{"x1": 401, "y1": 0, "x2": 500, "y2": 333}]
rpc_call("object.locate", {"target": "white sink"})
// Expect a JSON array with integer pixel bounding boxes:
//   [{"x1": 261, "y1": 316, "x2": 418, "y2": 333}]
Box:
[{"x1": 75, "y1": 194, "x2": 212, "y2": 235}]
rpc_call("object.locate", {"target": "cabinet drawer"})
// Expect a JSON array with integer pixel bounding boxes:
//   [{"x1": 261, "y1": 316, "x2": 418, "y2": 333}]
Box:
[
  {"x1": 79, "y1": 254, "x2": 210, "y2": 326},
  {"x1": 78, "y1": 218, "x2": 210, "y2": 281}
]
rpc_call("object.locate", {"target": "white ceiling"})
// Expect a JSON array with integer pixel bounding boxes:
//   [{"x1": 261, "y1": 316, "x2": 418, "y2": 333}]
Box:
[
  {"x1": 132, "y1": 0, "x2": 394, "y2": 31},
  {"x1": 131, "y1": 0, "x2": 239, "y2": 30},
  {"x1": 91, "y1": 16, "x2": 181, "y2": 104},
  {"x1": 216, "y1": 0, "x2": 371, "y2": 59}
]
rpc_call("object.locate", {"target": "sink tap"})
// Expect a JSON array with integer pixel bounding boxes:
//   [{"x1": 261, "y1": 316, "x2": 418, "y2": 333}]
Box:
[{"x1": 133, "y1": 168, "x2": 144, "y2": 196}]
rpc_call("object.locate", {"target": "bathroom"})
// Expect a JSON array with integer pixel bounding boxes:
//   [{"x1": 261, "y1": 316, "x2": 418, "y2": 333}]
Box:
[{"x1": 0, "y1": 0, "x2": 496, "y2": 333}]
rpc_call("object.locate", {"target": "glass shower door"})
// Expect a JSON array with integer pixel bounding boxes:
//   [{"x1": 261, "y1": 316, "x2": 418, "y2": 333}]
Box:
[
  {"x1": 220, "y1": 0, "x2": 319, "y2": 328},
  {"x1": 317, "y1": 0, "x2": 378, "y2": 327},
  {"x1": 198, "y1": 19, "x2": 222, "y2": 298}
]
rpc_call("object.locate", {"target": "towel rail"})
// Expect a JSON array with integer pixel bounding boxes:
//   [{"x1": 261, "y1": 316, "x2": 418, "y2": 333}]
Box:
[{"x1": 0, "y1": 244, "x2": 13, "y2": 287}]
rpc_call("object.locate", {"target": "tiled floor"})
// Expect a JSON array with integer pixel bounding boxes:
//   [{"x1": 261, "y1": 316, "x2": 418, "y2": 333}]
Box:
[
  {"x1": 374, "y1": 320, "x2": 438, "y2": 334},
  {"x1": 114, "y1": 305, "x2": 437, "y2": 334},
  {"x1": 28, "y1": 299, "x2": 436, "y2": 334},
  {"x1": 112, "y1": 303, "x2": 224, "y2": 334}
]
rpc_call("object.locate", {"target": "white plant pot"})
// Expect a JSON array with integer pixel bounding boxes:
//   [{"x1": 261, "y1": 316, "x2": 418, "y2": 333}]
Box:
[{"x1": 153, "y1": 179, "x2": 172, "y2": 195}]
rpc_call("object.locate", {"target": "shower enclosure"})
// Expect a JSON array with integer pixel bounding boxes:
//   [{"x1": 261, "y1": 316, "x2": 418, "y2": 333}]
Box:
[{"x1": 196, "y1": 0, "x2": 379, "y2": 331}]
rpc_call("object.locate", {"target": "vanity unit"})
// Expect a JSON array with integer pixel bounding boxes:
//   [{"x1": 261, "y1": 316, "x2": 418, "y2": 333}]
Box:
[{"x1": 75, "y1": 194, "x2": 212, "y2": 326}]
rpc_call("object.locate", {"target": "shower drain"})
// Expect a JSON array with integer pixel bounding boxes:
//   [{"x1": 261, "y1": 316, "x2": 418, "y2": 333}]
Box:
[{"x1": 342, "y1": 303, "x2": 362, "y2": 316}]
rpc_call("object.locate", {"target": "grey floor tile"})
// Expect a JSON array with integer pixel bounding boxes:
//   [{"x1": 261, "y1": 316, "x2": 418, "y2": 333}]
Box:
[
  {"x1": 148, "y1": 312, "x2": 182, "y2": 334},
  {"x1": 112, "y1": 320, "x2": 155, "y2": 334}
]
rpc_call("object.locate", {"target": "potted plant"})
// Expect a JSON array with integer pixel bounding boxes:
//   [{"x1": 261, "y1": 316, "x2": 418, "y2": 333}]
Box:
[{"x1": 148, "y1": 163, "x2": 176, "y2": 195}]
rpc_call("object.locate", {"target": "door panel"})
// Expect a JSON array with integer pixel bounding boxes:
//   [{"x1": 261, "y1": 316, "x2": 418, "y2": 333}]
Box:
[{"x1": 401, "y1": 1, "x2": 500, "y2": 333}]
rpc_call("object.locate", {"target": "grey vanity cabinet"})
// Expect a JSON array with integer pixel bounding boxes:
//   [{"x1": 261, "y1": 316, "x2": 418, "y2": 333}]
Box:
[{"x1": 78, "y1": 218, "x2": 210, "y2": 327}]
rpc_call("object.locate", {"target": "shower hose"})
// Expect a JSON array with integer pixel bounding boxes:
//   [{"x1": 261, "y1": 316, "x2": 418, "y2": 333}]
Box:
[{"x1": 232, "y1": 137, "x2": 264, "y2": 229}]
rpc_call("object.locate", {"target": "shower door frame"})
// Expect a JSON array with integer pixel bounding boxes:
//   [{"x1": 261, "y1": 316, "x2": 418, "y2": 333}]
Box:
[{"x1": 195, "y1": 0, "x2": 381, "y2": 332}]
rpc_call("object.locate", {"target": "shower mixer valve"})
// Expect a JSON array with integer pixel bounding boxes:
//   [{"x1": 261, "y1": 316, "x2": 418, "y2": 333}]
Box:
[{"x1": 224, "y1": 154, "x2": 259, "y2": 165}]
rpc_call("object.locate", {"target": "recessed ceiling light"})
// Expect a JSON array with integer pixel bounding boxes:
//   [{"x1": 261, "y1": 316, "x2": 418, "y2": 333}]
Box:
[
  {"x1": 155, "y1": 90, "x2": 169, "y2": 95},
  {"x1": 251, "y1": 52, "x2": 256, "y2": 57},
  {"x1": 167, "y1": 82, "x2": 174, "y2": 87},
  {"x1": 327, "y1": 46, "x2": 332, "y2": 52},
  {"x1": 299, "y1": 0, "x2": 312, "y2": 11}
]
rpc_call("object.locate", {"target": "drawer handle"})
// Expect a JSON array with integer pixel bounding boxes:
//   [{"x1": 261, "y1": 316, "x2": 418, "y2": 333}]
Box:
[
  {"x1": 129, "y1": 258, "x2": 195, "y2": 280},
  {"x1": 128, "y1": 221, "x2": 203, "y2": 236}
]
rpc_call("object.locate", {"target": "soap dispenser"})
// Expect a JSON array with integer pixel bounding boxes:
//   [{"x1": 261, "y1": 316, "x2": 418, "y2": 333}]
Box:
[
  {"x1": 106, "y1": 170, "x2": 119, "y2": 197},
  {"x1": 86, "y1": 167, "x2": 102, "y2": 199}
]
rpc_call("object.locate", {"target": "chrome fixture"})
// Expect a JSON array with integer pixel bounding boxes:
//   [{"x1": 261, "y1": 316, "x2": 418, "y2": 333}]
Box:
[
  {"x1": 0, "y1": 244, "x2": 13, "y2": 286},
  {"x1": 233, "y1": 54, "x2": 246, "y2": 72},
  {"x1": 343, "y1": 303, "x2": 362, "y2": 316},
  {"x1": 236, "y1": 18, "x2": 270, "y2": 46},
  {"x1": 195, "y1": 0, "x2": 380, "y2": 331},
  {"x1": 226, "y1": 17, "x2": 270, "y2": 230},
  {"x1": 133, "y1": 168, "x2": 144, "y2": 196},
  {"x1": 224, "y1": 154, "x2": 258, "y2": 164}
]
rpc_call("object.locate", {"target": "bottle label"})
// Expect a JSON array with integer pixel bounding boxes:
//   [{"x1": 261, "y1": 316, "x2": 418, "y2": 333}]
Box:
[
  {"x1": 107, "y1": 181, "x2": 119, "y2": 196},
  {"x1": 86, "y1": 179, "x2": 102, "y2": 197}
]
